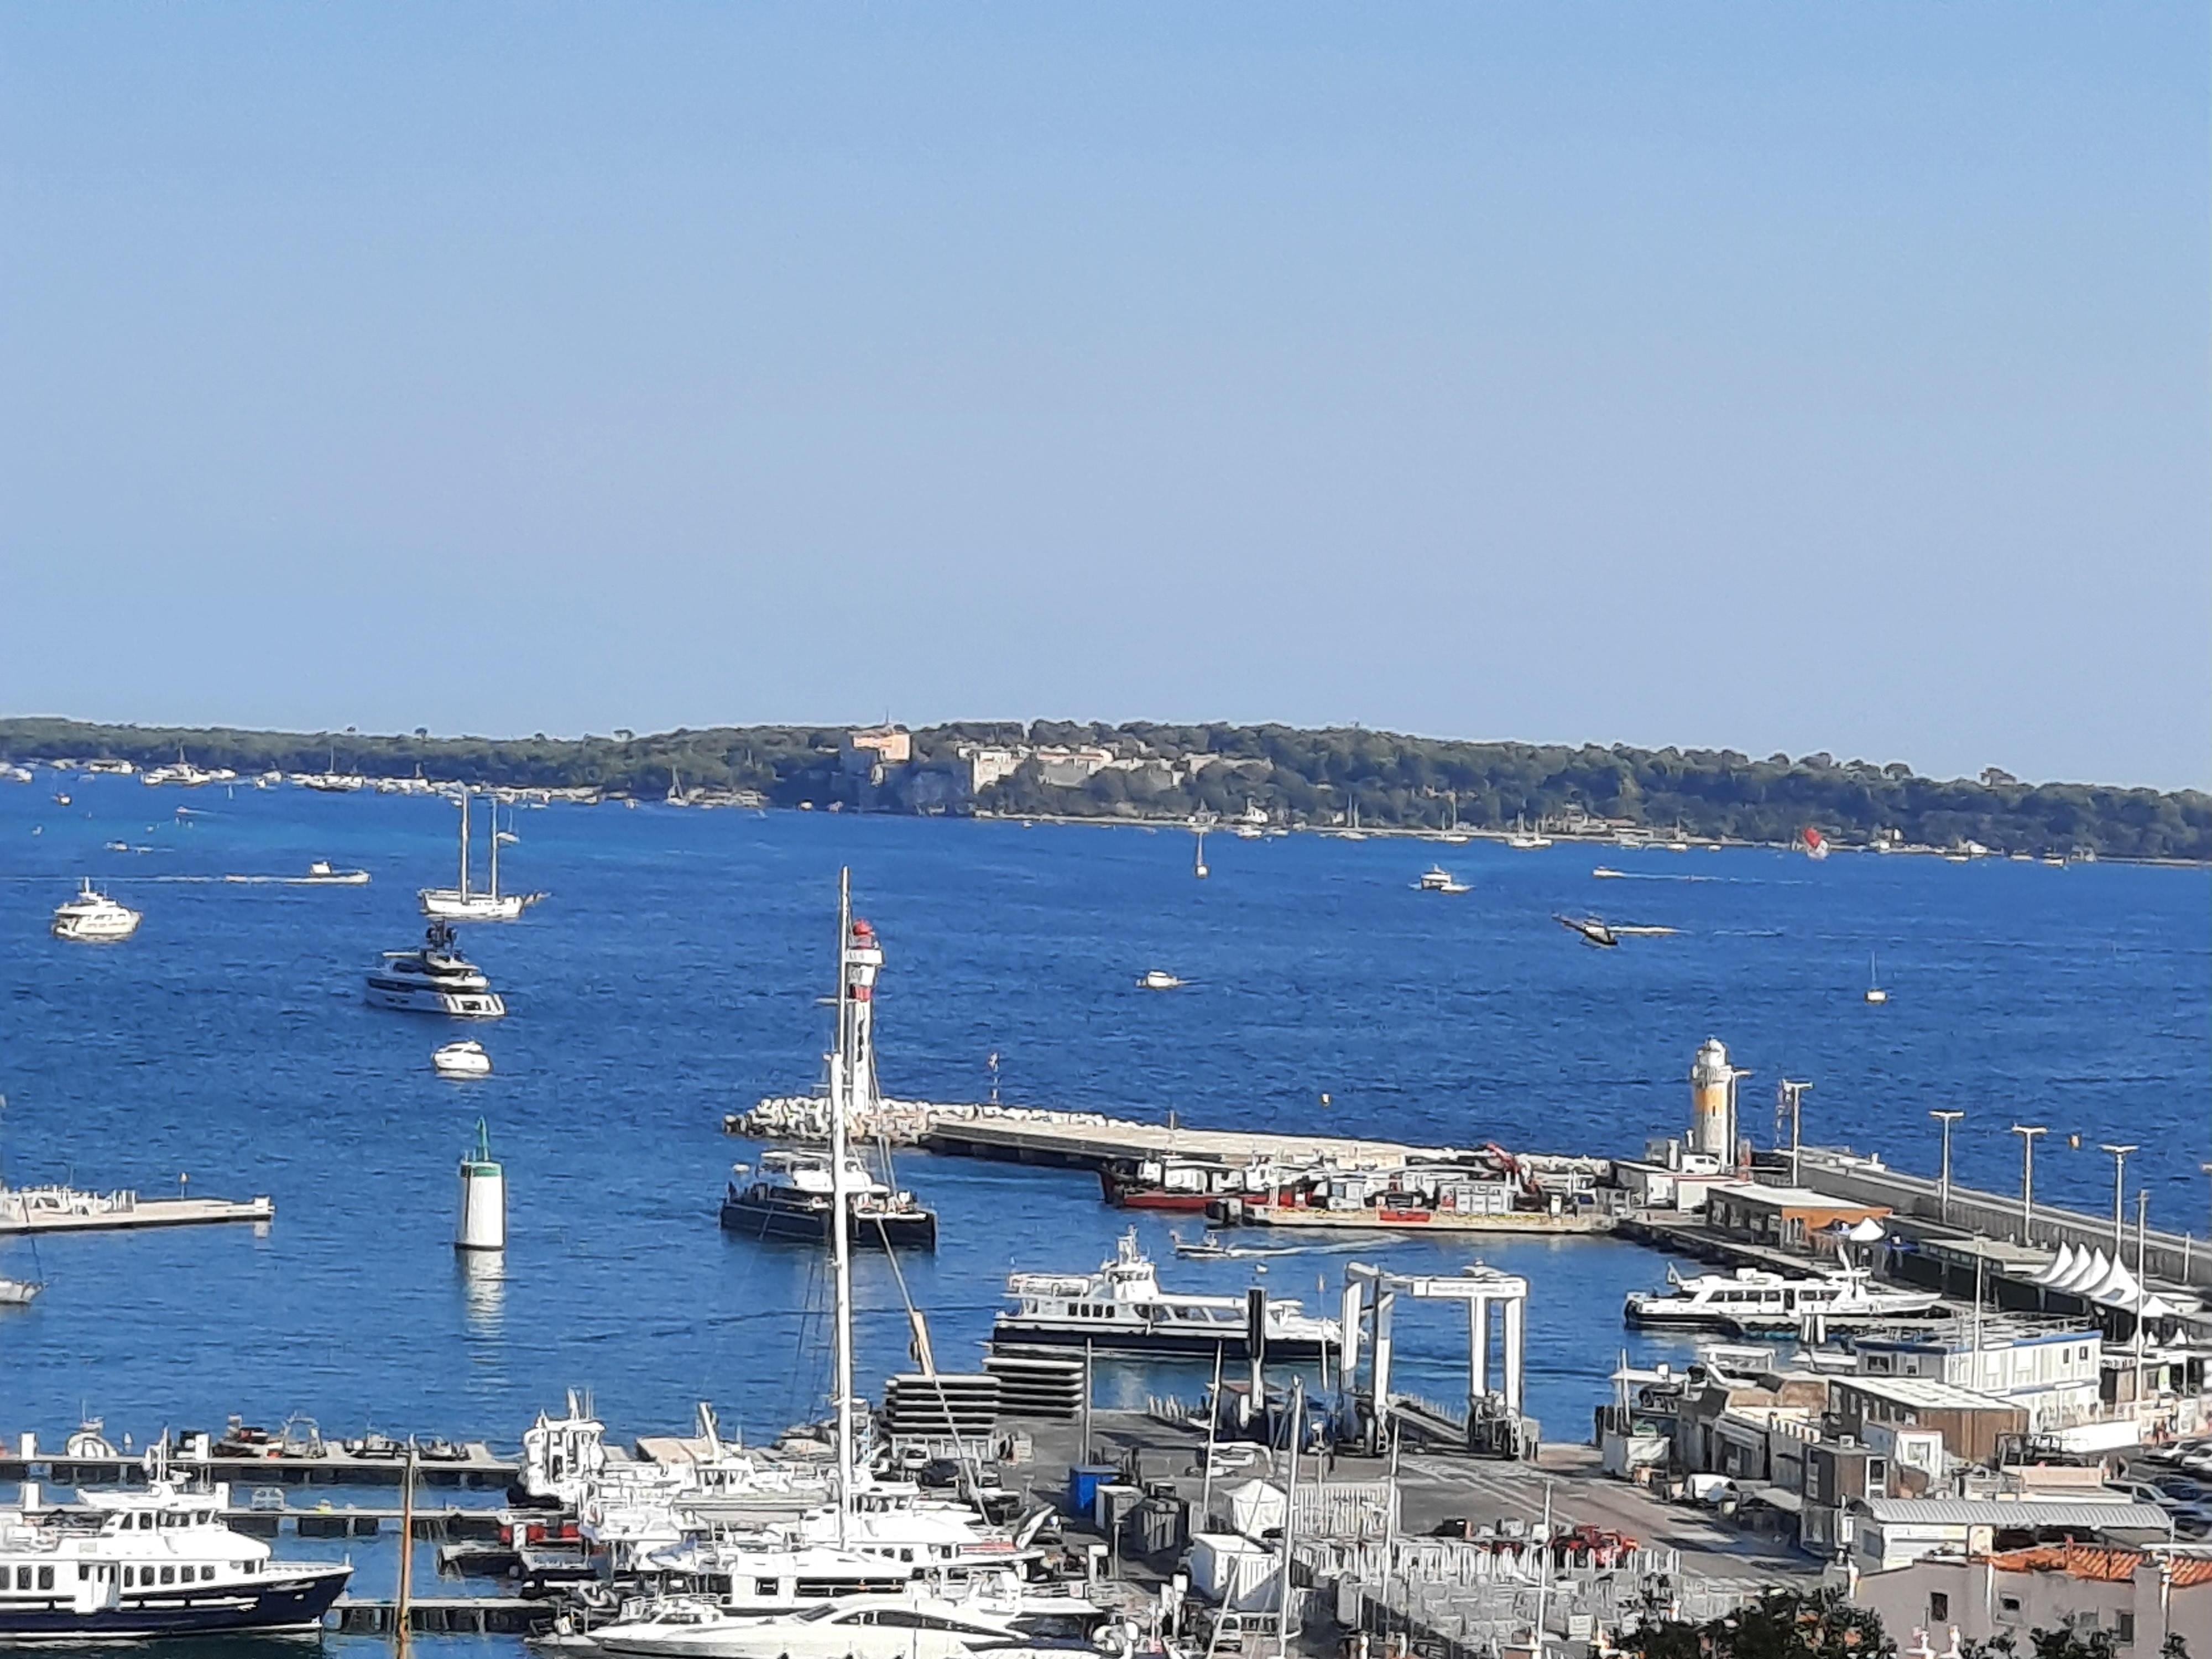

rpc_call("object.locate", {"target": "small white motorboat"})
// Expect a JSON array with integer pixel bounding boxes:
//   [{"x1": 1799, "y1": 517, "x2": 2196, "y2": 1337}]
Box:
[
  {"x1": 1416, "y1": 865, "x2": 1469, "y2": 894},
  {"x1": 1138, "y1": 969, "x2": 1183, "y2": 990},
  {"x1": 299, "y1": 860, "x2": 371, "y2": 885},
  {"x1": 0, "y1": 1277, "x2": 42, "y2": 1308},
  {"x1": 433, "y1": 1040, "x2": 493, "y2": 1078}
]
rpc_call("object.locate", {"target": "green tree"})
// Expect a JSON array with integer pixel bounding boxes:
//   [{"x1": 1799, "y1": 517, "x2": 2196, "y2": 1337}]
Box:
[{"x1": 1624, "y1": 1588, "x2": 1893, "y2": 1659}]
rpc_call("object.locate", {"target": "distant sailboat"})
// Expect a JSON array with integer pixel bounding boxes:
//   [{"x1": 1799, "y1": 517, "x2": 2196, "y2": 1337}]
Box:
[
  {"x1": 1193, "y1": 828, "x2": 1208, "y2": 880},
  {"x1": 1864, "y1": 954, "x2": 1888, "y2": 1004}
]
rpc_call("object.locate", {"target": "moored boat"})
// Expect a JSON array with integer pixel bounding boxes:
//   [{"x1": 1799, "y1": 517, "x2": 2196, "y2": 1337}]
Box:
[
  {"x1": 366, "y1": 921, "x2": 507, "y2": 1018},
  {"x1": 50, "y1": 881, "x2": 140, "y2": 943}
]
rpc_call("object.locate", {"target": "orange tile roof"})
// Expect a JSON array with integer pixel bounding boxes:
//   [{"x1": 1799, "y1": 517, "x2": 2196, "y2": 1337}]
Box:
[{"x1": 1983, "y1": 1543, "x2": 2212, "y2": 1587}]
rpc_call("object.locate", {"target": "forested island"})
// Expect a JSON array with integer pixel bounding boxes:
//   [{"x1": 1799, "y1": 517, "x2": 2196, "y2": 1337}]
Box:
[{"x1": 2, "y1": 715, "x2": 2204, "y2": 862}]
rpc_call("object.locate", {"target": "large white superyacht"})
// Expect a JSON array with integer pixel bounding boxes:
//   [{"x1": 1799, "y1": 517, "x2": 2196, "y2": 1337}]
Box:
[
  {"x1": 50, "y1": 881, "x2": 141, "y2": 942},
  {"x1": 366, "y1": 920, "x2": 507, "y2": 1018}
]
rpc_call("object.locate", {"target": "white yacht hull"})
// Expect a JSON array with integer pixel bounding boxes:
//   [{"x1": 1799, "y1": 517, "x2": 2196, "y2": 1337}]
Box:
[
  {"x1": 366, "y1": 983, "x2": 507, "y2": 1019},
  {"x1": 51, "y1": 916, "x2": 141, "y2": 942},
  {"x1": 419, "y1": 889, "x2": 530, "y2": 921}
]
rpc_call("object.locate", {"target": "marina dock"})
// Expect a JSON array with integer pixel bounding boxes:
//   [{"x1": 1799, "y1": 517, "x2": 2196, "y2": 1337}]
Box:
[{"x1": 0, "y1": 1185, "x2": 273, "y2": 1235}]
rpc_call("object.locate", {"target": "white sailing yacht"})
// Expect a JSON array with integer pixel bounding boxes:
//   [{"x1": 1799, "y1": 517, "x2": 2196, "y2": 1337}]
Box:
[{"x1": 420, "y1": 790, "x2": 545, "y2": 921}]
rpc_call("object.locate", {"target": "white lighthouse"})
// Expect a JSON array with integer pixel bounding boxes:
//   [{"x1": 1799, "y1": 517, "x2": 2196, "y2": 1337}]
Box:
[
  {"x1": 841, "y1": 912, "x2": 884, "y2": 1118},
  {"x1": 455, "y1": 1119, "x2": 506, "y2": 1252},
  {"x1": 1688, "y1": 1039, "x2": 1744, "y2": 1164}
]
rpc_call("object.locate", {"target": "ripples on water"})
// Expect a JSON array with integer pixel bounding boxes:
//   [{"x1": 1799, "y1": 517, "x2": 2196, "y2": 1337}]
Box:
[{"x1": 0, "y1": 780, "x2": 2203, "y2": 1645}]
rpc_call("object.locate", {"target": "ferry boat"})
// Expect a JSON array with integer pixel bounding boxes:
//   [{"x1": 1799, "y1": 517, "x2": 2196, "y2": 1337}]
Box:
[
  {"x1": 365, "y1": 921, "x2": 507, "y2": 1018},
  {"x1": 0, "y1": 1477, "x2": 349, "y2": 1639},
  {"x1": 719, "y1": 1152, "x2": 936, "y2": 1250},
  {"x1": 992, "y1": 1229, "x2": 1339, "y2": 1359},
  {"x1": 50, "y1": 881, "x2": 141, "y2": 942},
  {"x1": 1623, "y1": 1264, "x2": 1942, "y2": 1335},
  {"x1": 1416, "y1": 867, "x2": 1469, "y2": 894}
]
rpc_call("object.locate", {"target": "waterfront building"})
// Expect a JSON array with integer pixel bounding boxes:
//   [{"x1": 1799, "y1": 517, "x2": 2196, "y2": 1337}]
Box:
[
  {"x1": 1853, "y1": 1543, "x2": 2212, "y2": 1652},
  {"x1": 1703, "y1": 1183, "x2": 1893, "y2": 1255}
]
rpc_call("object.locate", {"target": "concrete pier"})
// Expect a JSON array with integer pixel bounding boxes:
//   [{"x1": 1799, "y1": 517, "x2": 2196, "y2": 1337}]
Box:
[{"x1": 0, "y1": 1186, "x2": 273, "y2": 1235}]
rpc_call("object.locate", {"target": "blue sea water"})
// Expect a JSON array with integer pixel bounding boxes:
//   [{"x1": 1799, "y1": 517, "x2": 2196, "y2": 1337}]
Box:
[{"x1": 0, "y1": 775, "x2": 2204, "y2": 1640}]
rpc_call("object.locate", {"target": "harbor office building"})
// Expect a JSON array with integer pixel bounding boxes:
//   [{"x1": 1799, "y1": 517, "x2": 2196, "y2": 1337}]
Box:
[{"x1": 1702, "y1": 1183, "x2": 1892, "y2": 1255}]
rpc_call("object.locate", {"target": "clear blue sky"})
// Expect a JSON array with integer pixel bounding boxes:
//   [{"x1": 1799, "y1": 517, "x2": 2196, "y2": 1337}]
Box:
[{"x1": 2, "y1": 6, "x2": 2204, "y2": 787}]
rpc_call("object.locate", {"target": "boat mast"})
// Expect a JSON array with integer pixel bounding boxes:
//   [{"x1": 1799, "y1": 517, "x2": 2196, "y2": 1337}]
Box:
[
  {"x1": 830, "y1": 868, "x2": 858, "y2": 1547},
  {"x1": 487, "y1": 798, "x2": 499, "y2": 901},
  {"x1": 457, "y1": 789, "x2": 472, "y2": 902}
]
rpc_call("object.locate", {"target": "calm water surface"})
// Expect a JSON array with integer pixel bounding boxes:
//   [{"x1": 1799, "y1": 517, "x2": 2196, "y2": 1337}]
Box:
[{"x1": 0, "y1": 777, "x2": 2203, "y2": 1647}]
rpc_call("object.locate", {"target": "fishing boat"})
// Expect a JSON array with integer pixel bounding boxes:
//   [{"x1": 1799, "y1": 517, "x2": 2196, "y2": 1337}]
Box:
[
  {"x1": 50, "y1": 881, "x2": 140, "y2": 942},
  {"x1": 992, "y1": 1229, "x2": 1340, "y2": 1359},
  {"x1": 420, "y1": 790, "x2": 545, "y2": 921},
  {"x1": 0, "y1": 1474, "x2": 349, "y2": 1639},
  {"x1": 1623, "y1": 1264, "x2": 1940, "y2": 1334},
  {"x1": 366, "y1": 921, "x2": 507, "y2": 1018},
  {"x1": 1416, "y1": 867, "x2": 1468, "y2": 894}
]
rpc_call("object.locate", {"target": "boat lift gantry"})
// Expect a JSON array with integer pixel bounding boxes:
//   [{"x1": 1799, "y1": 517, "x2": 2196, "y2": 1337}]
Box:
[{"x1": 1339, "y1": 1262, "x2": 1539, "y2": 1459}]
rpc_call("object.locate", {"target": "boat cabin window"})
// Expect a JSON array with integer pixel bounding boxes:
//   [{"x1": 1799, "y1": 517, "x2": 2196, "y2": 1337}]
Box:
[
  {"x1": 12, "y1": 1567, "x2": 26, "y2": 1590},
  {"x1": 755, "y1": 1577, "x2": 779, "y2": 1596},
  {"x1": 160, "y1": 1567, "x2": 175, "y2": 1584},
  {"x1": 37, "y1": 1568, "x2": 51, "y2": 1591}
]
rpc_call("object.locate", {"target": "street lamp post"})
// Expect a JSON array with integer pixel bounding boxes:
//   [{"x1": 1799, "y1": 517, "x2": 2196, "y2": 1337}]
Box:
[
  {"x1": 2010, "y1": 1125, "x2": 2047, "y2": 1245},
  {"x1": 2100, "y1": 1143, "x2": 2139, "y2": 1259},
  {"x1": 1779, "y1": 1081, "x2": 1812, "y2": 1187},
  {"x1": 1930, "y1": 1110, "x2": 1965, "y2": 1226}
]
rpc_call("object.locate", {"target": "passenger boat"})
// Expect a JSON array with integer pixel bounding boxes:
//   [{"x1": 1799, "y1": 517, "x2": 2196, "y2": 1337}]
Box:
[
  {"x1": 50, "y1": 881, "x2": 140, "y2": 942},
  {"x1": 719, "y1": 1152, "x2": 936, "y2": 1250},
  {"x1": 1623, "y1": 1264, "x2": 1942, "y2": 1334},
  {"x1": 991, "y1": 1229, "x2": 1339, "y2": 1359},
  {"x1": 0, "y1": 1476, "x2": 348, "y2": 1639},
  {"x1": 365, "y1": 921, "x2": 507, "y2": 1018}
]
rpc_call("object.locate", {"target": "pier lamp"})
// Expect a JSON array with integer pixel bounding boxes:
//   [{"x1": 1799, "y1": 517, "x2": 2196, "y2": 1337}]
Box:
[
  {"x1": 2100, "y1": 1144, "x2": 2139, "y2": 1257},
  {"x1": 1929, "y1": 1111, "x2": 1965, "y2": 1224},
  {"x1": 1777, "y1": 1081, "x2": 1812, "y2": 1186},
  {"x1": 2009, "y1": 1125, "x2": 2047, "y2": 1245}
]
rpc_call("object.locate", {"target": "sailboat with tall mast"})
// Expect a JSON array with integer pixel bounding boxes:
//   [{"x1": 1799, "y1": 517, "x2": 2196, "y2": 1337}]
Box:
[{"x1": 420, "y1": 789, "x2": 546, "y2": 921}]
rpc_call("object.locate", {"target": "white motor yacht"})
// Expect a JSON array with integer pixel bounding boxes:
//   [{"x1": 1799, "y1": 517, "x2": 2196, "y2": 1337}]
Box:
[
  {"x1": 366, "y1": 922, "x2": 507, "y2": 1018},
  {"x1": 0, "y1": 1476, "x2": 349, "y2": 1639},
  {"x1": 994, "y1": 1229, "x2": 1339, "y2": 1360},
  {"x1": 593, "y1": 1578, "x2": 1108, "y2": 1659},
  {"x1": 433, "y1": 1040, "x2": 493, "y2": 1078},
  {"x1": 1136, "y1": 969, "x2": 1183, "y2": 990},
  {"x1": 1416, "y1": 866, "x2": 1469, "y2": 894},
  {"x1": 1624, "y1": 1264, "x2": 1939, "y2": 1334},
  {"x1": 50, "y1": 881, "x2": 140, "y2": 942},
  {"x1": 299, "y1": 860, "x2": 370, "y2": 885}
]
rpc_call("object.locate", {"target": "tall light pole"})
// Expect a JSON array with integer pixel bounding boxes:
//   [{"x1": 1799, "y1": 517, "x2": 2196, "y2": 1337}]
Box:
[
  {"x1": 1930, "y1": 1110, "x2": 1965, "y2": 1225},
  {"x1": 2100, "y1": 1144, "x2": 2138, "y2": 1258},
  {"x1": 1778, "y1": 1081, "x2": 1812, "y2": 1186},
  {"x1": 2010, "y1": 1125, "x2": 2047, "y2": 1245}
]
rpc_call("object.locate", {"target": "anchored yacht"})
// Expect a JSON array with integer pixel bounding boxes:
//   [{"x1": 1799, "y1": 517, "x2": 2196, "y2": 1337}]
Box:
[
  {"x1": 720, "y1": 1152, "x2": 936, "y2": 1250},
  {"x1": 366, "y1": 921, "x2": 507, "y2": 1018},
  {"x1": 299, "y1": 860, "x2": 369, "y2": 885},
  {"x1": 1624, "y1": 1264, "x2": 1940, "y2": 1334},
  {"x1": 421, "y1": 790, "x2": 545, "y2": 921},
  {"x1": 593, "y1": 1579, "x2": 1107, "y2": 1659},
  {"x1": 1417, "y1": 867, "x2": 1469, "y2": 894},
  {"x1": 993, "y1": 1230, "x2": 1339, "y2": 1360},
  {"x1": 50, "y1": 881, "x2": 140, "y2": 942},
  {"x1": 0, "y1": 1476, "x2": 349, "y2": 1639}
]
